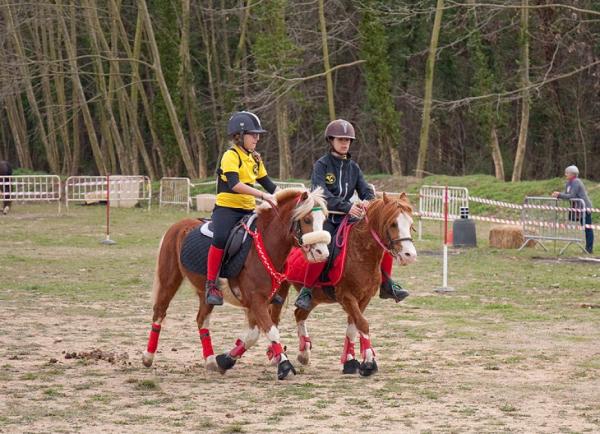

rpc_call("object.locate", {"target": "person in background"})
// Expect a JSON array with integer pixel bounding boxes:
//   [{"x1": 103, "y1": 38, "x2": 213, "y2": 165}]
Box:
[
  {"x1": 552, "y1": 165, "x2": 594, "y2": 254},
  {"x1": 205, "y1": 111, "x2": 278, "y2": 305},
  {"x1": 294, "y1": 119, "x2": 409, "y2": 311},
  {"x1": 0, "y1": 160, "x2": 12, "y2": 215}
]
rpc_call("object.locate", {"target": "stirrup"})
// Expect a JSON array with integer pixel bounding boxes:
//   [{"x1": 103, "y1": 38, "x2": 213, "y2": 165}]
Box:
[
  {"x1": 205, "y1": 280, "x2": 223, "y2": 306},
  {"x1": 294, "y1": 287, "x2": 312, "y2": 311},
  {"x1": 379, "y1": 278, "x2": 409, "y2": 302}
]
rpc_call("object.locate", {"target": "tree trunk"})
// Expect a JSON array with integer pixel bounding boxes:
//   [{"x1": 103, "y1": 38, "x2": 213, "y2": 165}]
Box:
[
  {"x1": 277, "y1": 98, "x2": 292, "y2": 179},
  {"x1": 415, "y1": 0, "x2": 444, "y2": 179},
  {"x1": 197, "y1": 4, "x2": 225, "y2": 158},
  {"x1": 233, "y1": 0, "x2": 253, "y2": 71},
  {"x1": 512, "y1": 0, "x2": 530, "y2": 182},
  {"x1": 110, "y1": 0, "x2": 158, "y2": 178},
  {"x1": 3, "y1": 1, "x2": 59, "y2": 173},
  {"x1": 57, "y1": 0, "x2": 108, "y2": 174},
  {"x1": 180, "y1": 0, "x2": 207, "y2": 179},
  {"x1": 5, "y1": 95, "x2": 32, "y2": 168},
  {"x1": 490, "y1": 126, "x2": 505, "y2": 181},
  {"x1": 138, "y1": 0, "x2": 197, "y2": 178},
  {"x1": 318, "y1": 0, "x2": 336, "y2": 120},
  {"x1": 85, "y1": 0, "x2": 130, "y2": 174}
]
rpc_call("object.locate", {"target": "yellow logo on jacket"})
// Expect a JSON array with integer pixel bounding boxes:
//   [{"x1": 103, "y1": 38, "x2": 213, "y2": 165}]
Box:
[{"x1": 325, "y1": 173, "x2": 336, "y2": 184}]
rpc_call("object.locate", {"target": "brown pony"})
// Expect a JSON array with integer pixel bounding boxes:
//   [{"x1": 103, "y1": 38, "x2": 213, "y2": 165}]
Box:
[
  {"x1": 272, "y1": 193, "x2": 417, "y2": 376},
  {"x1": 142, "y1": 188, "x2": 330, "y2": 380}
]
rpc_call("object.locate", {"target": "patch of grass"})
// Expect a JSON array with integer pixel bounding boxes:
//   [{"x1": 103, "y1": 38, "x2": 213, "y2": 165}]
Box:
[
  {"x1": 500, "y1": 403, "x2": 518, "y2": 413},
  {"x1": 222, "y1": 423, "x2": 245, "y2": 433},
  {"x1": 20, "y1": 372, "x2": 37, "y2": 381},
  {"x1": 134, "y1": 379, "x2": 160, "y2": 390}
]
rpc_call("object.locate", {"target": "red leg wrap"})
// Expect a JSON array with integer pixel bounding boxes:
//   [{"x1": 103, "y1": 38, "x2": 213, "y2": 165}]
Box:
[
  {"x1": 340, "y1": 336, "x2": 356, "y2": 364},
  {"x1": 146, "y1": 323, "x2": 161, "y2": 354},
  {"x1": 267, "y1": 342, "x2": 284, "y2": 361},
  {"x1": 381, "y1": 252, "x2": 393, "y2": 283},
  {"x1": 199, "y1": 328, "x2": 214, "y2": 359},
  {"x1": 229, "y1": 338, "x2": 246, "y2": 358},
  {"x1": 359, "y1": 335, "x2": 375, "y2": 359},
  {"x1": 299, "y1": 335, "x2": 312, "y2": 352}
]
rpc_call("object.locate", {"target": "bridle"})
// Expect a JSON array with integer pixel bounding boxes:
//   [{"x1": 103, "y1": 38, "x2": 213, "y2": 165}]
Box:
[
  {"x1": 263, "y1": 194, "x2": 324, "y2": 248},
  {"x1": 364, "y1": 212, "x2": 413, "y2": 258}
]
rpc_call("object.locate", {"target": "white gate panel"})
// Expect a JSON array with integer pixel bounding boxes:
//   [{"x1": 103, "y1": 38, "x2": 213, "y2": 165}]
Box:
[
  {"x1": 159, "y1": 177, "x2": 191, "y2": 212},
  {"x1": 65, "y1": 176, "x2": 151, "y2": 209},
  {"x1": 418, "y1": 185, "x2": 469, "y2": 239},
  {"x1": 0, "y1": 175, "x2": 62, "y2": 212},
  {"x1": 519, "y1": 196, "x2": 586, "y2": 255}
]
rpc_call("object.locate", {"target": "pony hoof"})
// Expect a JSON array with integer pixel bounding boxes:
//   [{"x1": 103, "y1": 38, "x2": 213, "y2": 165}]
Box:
[
  {"x1": 359, "y1": 360, "x2": 378, "y2": 377},
  {"x1": 277, "y1": 359, "x2": 297, "y2": 380},
  {"x1": 297, "y1": 351, "x2": 310, "y2": 366},
  {"x1": 142, "y1": 351, "x2": 154, "y2": 368},
  {"x1": 205, "y1": 355, "x2": 220, "y2": 372},
  {"x1": 216, "y1": 353, "x2": 237, "y2": 372},
  {"x1": 342, "y1": 359, "x2": 360, "y2": 375}
]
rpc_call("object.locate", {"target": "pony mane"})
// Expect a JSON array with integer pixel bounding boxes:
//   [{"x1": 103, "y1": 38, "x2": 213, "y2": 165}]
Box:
[
  {"x1": 364, "y1": 193, "x2": 413, "y2": 236},
  {"x1": 256, "y1": 187, "x2": 328, "y2": 220}
]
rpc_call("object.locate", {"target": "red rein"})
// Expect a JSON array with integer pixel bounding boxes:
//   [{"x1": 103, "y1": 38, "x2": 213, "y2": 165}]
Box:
[{"x1": 242, "y1": 223, "x2": 287, "y2": 300}]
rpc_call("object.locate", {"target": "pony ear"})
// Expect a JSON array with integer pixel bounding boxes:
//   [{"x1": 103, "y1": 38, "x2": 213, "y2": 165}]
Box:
[
  {"x1": 300, "y1": 191, "x2": 309, "y2": 201},
  {"x1": 398, "y1": 192, "x2": 407, "y2": 201},
  {"x1": 383, "y1": 192, "x2": 389, "y2": 204}
]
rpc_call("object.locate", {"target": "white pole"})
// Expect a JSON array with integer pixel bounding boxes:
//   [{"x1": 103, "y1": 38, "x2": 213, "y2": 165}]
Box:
[{"x1": 435, "y1": 185, "x2": 454, "y2": 293}]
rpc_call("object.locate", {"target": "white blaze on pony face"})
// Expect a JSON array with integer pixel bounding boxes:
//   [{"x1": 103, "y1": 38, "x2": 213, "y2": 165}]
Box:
[
  {"x1": 301, "y1": 208, "x2": 330, "y2": 263},
  {"x1": 396, "y1": 212, "x2": 417, "y2": 265}
]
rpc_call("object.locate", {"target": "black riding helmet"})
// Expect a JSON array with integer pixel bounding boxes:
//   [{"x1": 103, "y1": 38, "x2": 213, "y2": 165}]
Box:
[{"x1": 227, "y1": 111, "x2": 267, "y2": 136}]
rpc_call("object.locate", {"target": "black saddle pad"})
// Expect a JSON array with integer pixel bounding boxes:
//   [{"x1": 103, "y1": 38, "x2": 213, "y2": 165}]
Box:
[{"x1": 180, "y1": 217, "x2": 255, "y2": 278}]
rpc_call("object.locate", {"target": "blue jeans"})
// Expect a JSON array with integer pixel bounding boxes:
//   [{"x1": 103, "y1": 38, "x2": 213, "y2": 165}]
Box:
[{"x1": 584, "y1": 212, "x2": 594, "y2": 253}]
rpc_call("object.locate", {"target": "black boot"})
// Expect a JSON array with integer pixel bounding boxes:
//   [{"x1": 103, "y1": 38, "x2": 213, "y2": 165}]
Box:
[
  {"x1": 205, "y1": 280, "x2": 223, "y2": 305},
  {"x1": 379, "y1": 274, "x2": 409, "y2": 302},
  {"x1": 294, "y1": 287, "x2": 313, "y2": 311}
]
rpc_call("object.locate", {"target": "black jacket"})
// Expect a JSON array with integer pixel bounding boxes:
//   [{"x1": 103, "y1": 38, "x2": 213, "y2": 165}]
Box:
[{"x1": 311, "y1": 152, "x2": 374, "y2": 223}]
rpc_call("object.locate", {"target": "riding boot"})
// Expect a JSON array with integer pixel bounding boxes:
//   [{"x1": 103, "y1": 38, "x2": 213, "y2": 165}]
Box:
[
  {"x1": 295, "y1": 287, "x2": 313, "y2": 311},
  {"x1": 205, "y1": 245, "x2": 224, "y2": 305},
  {"x1": 205, "y1": 279, "x2": 223, "y2": 306},
  {"x1": 379, "y1": 272, "x2": 409, "y2": 302}
]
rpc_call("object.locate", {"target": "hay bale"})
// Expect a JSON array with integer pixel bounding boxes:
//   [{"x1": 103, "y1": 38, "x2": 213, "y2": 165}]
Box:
[
  {"x1": 489, "y1": 224, "x2": 529, "y2": 249},
  {"x1": 196, "y1": 194, "x2": 216, "y2": 212}
]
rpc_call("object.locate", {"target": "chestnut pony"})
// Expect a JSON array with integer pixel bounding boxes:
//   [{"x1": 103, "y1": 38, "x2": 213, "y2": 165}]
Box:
[
  {"x1": 142, "y1": 188, "x2": 330, "y2": 380},
  {"x1": 272, "y1": 193, "x2": 417, "y2": 376}
]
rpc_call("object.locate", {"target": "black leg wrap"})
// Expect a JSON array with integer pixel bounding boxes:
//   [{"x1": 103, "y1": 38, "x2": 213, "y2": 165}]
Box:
[
  {"x1": 277, "y1": 359, "x2": 297, "y2": 380},
  {"x1": 216, "y1": 353, "x2": 237, "y2": 371},
  {"x1": 358, "y1": 360, "x2": 378, "y2": 377},
  {"x1": 342, "y1": 359, "x2": 360, "y2": 375}
]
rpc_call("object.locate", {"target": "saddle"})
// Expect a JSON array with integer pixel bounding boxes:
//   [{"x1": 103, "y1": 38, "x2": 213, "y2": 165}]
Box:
[
  {"x1": 285, "y1": 221, "x2": 354, "y2": 291},
  {"x1": 180, "y1": 214, "x2": 258, "y2": 278}
]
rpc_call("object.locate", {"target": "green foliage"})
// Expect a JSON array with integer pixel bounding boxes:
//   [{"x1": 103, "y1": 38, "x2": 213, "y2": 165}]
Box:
[
  {"x1": 148, "y1": 0, "x2": 182, "y2": 168},
  {"x1": 359, "y1": 2, "x2": 402, "y2": 172},
  {"x1": 252, "y1": 0, "x2": 301, "y2": 74}
]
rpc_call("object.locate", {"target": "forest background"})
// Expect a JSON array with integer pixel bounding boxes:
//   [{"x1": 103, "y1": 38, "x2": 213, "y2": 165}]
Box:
[{"x1": 0, "y1": 0, "x2": 598, "y2": 182}]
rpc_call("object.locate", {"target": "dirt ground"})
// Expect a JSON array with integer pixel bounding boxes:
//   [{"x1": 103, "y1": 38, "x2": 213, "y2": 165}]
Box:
[{"x1": 1, "y1": 206, "x2": 599, "y2": 433}]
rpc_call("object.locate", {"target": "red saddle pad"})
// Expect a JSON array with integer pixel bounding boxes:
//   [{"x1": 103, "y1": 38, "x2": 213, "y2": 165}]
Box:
[{"x1": 284, "y1": 224, "x2": 353, "y2": 287}]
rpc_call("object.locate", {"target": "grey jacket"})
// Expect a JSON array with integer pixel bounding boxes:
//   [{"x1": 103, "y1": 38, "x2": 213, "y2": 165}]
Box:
[{"x1": 557, "y1": 178, "x2": 592, "y2": 208}]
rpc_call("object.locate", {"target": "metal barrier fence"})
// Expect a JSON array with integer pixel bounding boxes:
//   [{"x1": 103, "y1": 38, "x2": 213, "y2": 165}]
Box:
[
  {"x1": 273, "y1": 181, "x2": 306, "y2": 190},
  {"x1": 159, "y1": 177, "x2": 192, "y2": 212},
  {"x1": 519, "y1": 196, "x2": 587, "y2": 255},
  {"x1": 418, "y1": 185, "x2": 469, "y2": 240},
  {"x1": 65, "y1": 176, "x2": 152, "y2": 209},
  {"x1": 0, "y1": 175, "x2": 62, "y2": 212}
]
